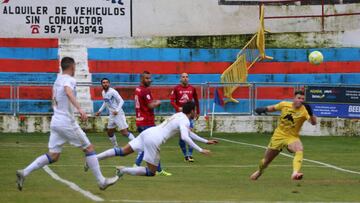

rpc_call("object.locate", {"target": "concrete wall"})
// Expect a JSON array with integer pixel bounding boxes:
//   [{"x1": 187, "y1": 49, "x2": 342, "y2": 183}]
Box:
[
  {"x1": 133, "y1": 0, "x2": 360, "y2": 36},
  {"x1": 1, "y1": 115, "x2": 359, "y2": 136}
]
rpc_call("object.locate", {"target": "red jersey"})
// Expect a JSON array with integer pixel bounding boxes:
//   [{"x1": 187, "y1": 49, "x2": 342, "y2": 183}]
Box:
[
  {"x1": 170, "y1": 84, "x2": 200, "y2": 114},
  {"x1": 135, "y1": 85, "x2": 155, "y2": 127}
]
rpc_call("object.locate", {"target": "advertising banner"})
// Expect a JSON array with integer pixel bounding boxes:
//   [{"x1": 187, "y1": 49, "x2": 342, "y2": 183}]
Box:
[
  {"x1": 306, "y1": 86, "x2": 360, "y2": 118},
  {"x1": 0, "y1": 0, "x2": 131, "y2": 38}
]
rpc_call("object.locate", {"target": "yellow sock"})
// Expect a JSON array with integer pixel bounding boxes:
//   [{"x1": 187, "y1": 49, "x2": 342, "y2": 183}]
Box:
[
  {"x1": 258, "y1": 158, "x2": 266, "y2": 173},
  {"x1": 293, "y1": 151, "x2": 303, "y2": 173}
]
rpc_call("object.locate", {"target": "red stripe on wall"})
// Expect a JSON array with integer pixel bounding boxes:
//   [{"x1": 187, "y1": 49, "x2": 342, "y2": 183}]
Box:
[
  {"x1": 250, "y1": 62, "x2": 360, "y2": 74},
  {"x1": 0, "y1": 86, "x2": 11, "y2": 99},
  {"x1": 89, "y1": 61, "x2": 360, "y2": 74},
  {"x1": 91, "y1": 86, "x2": 203, "y2": 100},
  {"x1": 88, "y1": 61, "x2": 230, "y2": 74},
  {"x1": 0, "y1": 59, "x2": 59, "y2": 72},
  {"x1": 91, "y1": 86, "x2": 295, "y2": 100},
  {"x1": 0, "y1": 38, "x2": 58, "y2": 48},
  {"x1": 256, "y1": 86, "x2": 295, "y2": 99},
  {"x1": 18, "y1": 86, "x2": 52, "y2": 99}
]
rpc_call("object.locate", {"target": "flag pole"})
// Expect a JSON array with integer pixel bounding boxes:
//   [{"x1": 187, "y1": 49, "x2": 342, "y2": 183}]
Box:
[{"x1": 210, "y1": 102, "x2": 215, "y2": 137}]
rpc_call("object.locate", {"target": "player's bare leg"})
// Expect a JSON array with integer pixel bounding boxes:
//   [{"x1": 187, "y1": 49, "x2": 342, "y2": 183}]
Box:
[
  {"x1": 250, "y1": 148, "x2": 280, "y2": 180},
  {"x1": 288, "y1": 140, "x2": 304, "y2": 180},
  {"x1": 120, "y1": 128, "x2": 135, "y2": 140}
]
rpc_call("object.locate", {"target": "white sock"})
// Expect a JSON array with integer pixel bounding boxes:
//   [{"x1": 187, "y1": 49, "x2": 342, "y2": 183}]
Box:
[
  {"x1": 128, "y1": 132, "x2": 135, "y2": 140},
  {"x1": 86, "y1": 154, "x2": 105, "y2": 184},
  {"x1": 97, "y1": 148, "x2": 116, "y2": 160},
  {"x1": 23, "y1": 154, "x2": 50, "y2": 176},
  {"x1": 109, "y1": 135, "x2": 118, "y2": 147},
  {"x1": 122, "y1": 166, "x2": 147, "y2": 176}
]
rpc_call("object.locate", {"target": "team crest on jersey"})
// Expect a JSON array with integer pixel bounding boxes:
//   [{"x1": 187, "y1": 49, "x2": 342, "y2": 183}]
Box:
[{"x1": 179, "y1": 94, "x2": 189, "y2": 103}]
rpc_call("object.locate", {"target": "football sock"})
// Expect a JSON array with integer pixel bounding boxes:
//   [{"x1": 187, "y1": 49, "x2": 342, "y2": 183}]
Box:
[
  {"x1": 188, "y1": 146, "x2": 193, "y2": 156},
  {"x1": 86, "y1": 152, "x2": 105, "y2": 184},
  {"x1": 293, "y1": 151, "x2": 303, "y2": 173},
  {"x1": 134, "y1": 151, "x2": 144, "y2": 166},
  {"x1": 96, "y1": 148, "x2": 116, "y2": 160},
  {"x1": 23, "y1": 154, "x2": 51, "y2": 176},
  {"x1": 258, "y1": 158, "x2": 266, "y2": 173},
  {"x1": 157, "y1": 162, "x2": 162, "y2": 172},
  {"x1": 121, "y1": 166, "x2": 147, "y2": 176},
  {"x1": 109, "y1": 134, "x2": 118, "y2": 147},
  {"x1": 179, "y1": 139, "x2": 187, "y2": 157}
]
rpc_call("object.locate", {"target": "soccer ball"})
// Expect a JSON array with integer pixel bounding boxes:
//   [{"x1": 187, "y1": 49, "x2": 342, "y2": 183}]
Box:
[{"x1": 308, "y1": 51, "x2": 323, "y2": 65}]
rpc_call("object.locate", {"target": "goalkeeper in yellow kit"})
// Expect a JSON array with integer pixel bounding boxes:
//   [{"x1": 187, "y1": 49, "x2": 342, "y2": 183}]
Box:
[{"x1": 250, "y1": 90, "x2": 317, "y2": 180}]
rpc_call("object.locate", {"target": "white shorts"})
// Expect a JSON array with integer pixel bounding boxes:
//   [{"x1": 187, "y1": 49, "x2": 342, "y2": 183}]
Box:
[
  {"x1": 48, "y1": 123, "x2": 91, "y2": 153},
  {"x1": 108, "y1": 114, "x2": 128, "y2": 130},
  {"x1": 129, "y1": 127, "x2": 161, "y2": 166}
]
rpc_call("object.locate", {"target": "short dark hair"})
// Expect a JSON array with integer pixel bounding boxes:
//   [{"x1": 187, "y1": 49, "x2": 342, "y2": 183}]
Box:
[
  {"x1": 142, "y1": 71, "x2": 150, "y2": 76},
  {"x1": 182, "y1": 101, "x2": 196, "y2": 114},
  {"x1": 61, "y1": 57, "x2": 75, "y2": 71},
  {"x1": 294, "y1": 90, "x2": 304, "y2": 96},
  {"x1": 101, "y1": 78, "x2": 110, "y2": 83}
]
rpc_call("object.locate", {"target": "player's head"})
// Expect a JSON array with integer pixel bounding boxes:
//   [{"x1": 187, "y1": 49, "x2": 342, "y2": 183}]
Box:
[
  {"x1": 293, "y1": 90, "x2": 305, "y2": 108},
  {"x1": 180, "y1": 73, "x2": 189, "y2": 86},
  {"x1": 61, "y1": 57, "x2": 75, "y2": 76},
  {"x1": 141, "y1": 71, "x2": 152, "y2": 87},
  {"x1": 182, "y1": 101, "x2": 196, "y2": 119},
  {"x1": 101, "y1": 78, "x2": 110, "y2": 91}
]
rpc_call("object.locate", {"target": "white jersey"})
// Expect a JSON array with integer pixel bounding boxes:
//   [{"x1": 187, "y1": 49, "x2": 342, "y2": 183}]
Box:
[
  {"x1": 98, "y1": 87, "x2": 124, "y2": 115},
  {"x1": 153, "y1": 112, "x2": 207, "y2": 152},
  {"x1": 51, "y1": 74, "x2": 77, "y2": 125}
]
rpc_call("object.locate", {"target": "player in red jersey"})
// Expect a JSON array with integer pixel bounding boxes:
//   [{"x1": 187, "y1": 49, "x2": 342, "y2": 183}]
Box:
[
  {"x1": 133, "y1": 71, "x2": 172, "y2": 176},
  {"x1": 170, "y1": 73, "x2": 200, "y2": 162}
]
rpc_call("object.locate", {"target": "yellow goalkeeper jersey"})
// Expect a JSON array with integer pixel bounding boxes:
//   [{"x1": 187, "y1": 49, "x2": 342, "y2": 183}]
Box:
[{"x1": 273, "y1": 101, "x2": 310, "y2": 138}]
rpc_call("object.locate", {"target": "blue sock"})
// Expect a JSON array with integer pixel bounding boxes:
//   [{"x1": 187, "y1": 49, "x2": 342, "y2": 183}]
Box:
[
  {"x1": 45, "y1": 153, "x2": 54, "y2": 164},
  {"x1": 179, "y1": 139, "x2": 187, "y2": 157},
  {"x1": 114, "y1": 147, "x2": 125, "y2": 156},
  {"x1": 135, "y1": 151, "x2": 144, "y2": 166},
  {"x1": 145, "y1": 167, "x2": 156, "y2": 176},
  {"x1": 157, "y1": 162, "x2": 162, "y2": 172},
  {"x1": 188, "y1": 146, "x2": 193, "y2": 156}
]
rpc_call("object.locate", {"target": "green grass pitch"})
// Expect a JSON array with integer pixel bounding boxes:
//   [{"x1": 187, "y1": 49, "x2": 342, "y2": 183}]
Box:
[{"x1": 1, "y1": 132, "x2": 359, "y2": 202}]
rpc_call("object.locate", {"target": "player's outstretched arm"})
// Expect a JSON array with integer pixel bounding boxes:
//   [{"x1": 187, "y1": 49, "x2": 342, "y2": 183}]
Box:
[
  {"x1": 200, "y1": 149, "x2": 211, "y2": 156},
  {"x1": 303, "y1": 102, "x2": 317, "y2": 125},
  {"x1": 189, "y1": 132, "x2": 218, "y2": 145},
  {"x1": 207, "y1": 140, "x2": 218, "y2": 145},
  {"x1": 254, "y1": 105, "x2": 276, "y2": 115}
]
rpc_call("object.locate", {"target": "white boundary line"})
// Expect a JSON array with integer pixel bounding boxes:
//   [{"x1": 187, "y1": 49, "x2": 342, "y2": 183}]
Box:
[
  {"x1": 109, "y1": 200, "x2": 238, "y2": 203},
  {"x1": 214, "y1": 137, "x2": 360, "y2": 175},
  {"x1": 109, "y1": 201, "x2": 358, "y2": 203},
  {"x1": 43, "y1": 166, "x2": 104, "y2": 202}
]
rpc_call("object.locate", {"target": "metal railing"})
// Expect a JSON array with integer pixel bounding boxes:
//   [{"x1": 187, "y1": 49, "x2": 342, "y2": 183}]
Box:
[{"x1": 1, "y1": 82, "x2": 359, "y2": 116}]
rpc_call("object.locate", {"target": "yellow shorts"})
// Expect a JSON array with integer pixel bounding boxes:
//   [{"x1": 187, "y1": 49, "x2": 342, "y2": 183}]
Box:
[{"x1": 267, "y1": 135, "x2": 300, "y2": 151}]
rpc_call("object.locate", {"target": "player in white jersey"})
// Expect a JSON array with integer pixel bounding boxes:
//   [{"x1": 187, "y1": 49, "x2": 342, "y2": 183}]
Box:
[
  {"x1": 16, "y1": 57, "x2": 118, "y2": 191},
  {"x1": 95, "y1": 78, "x2": 135, "y2": 147},
  {"x1": 95, "y1": 101, "x2": 218, "y2": 177}
]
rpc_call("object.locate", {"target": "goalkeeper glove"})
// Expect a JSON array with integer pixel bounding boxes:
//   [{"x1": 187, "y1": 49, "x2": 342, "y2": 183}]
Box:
[
  {"x1": 255, "y1": 107, "x2": 267, "y2": 115},
  {"x1": 303, "y1": 102, "x2": 313, "y2": 116}
]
